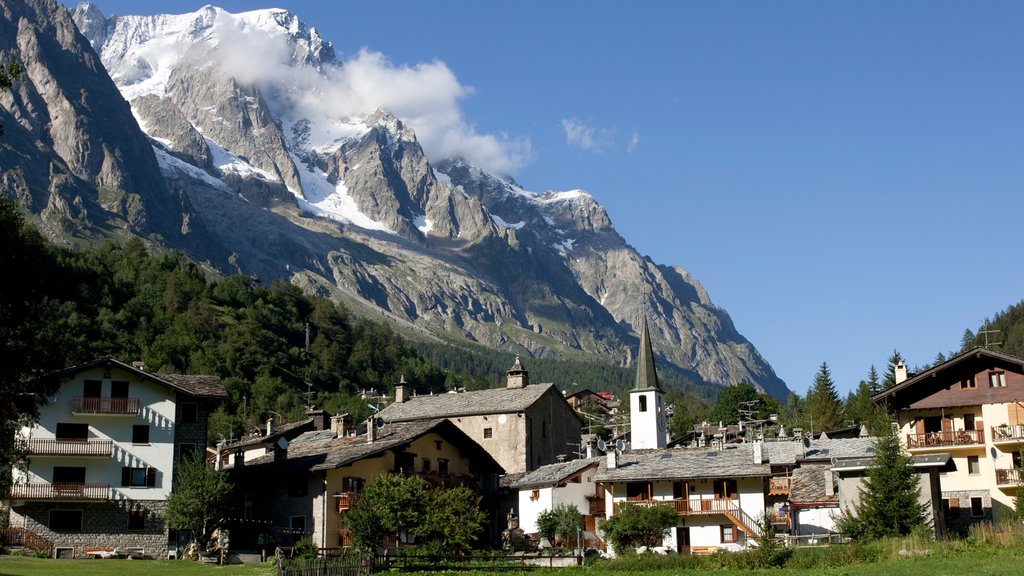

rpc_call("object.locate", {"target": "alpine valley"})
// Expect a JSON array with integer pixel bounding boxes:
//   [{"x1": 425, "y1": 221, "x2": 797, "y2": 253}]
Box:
[{"x1": 0, "y1": 0, "x2": 789, "y2": 398}]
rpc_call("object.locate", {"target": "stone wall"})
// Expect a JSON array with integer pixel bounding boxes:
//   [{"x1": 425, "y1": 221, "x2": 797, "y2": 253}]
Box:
[{"x1": 9, "y1": 499, "x2": 169, "y2": 558}]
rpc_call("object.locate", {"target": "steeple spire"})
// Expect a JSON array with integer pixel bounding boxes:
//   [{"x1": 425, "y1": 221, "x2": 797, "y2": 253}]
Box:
[{"x1": 634, "y1": 315, "x2": 661, "y2": 391}]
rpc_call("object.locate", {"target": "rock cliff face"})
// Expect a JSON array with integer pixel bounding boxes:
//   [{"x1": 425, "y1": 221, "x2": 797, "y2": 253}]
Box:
[{"x1": 0, "y1": 1, "x2": 788, "y2": 398}]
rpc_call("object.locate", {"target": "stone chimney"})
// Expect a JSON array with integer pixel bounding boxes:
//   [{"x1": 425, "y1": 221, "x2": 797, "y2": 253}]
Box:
[
  {"x1": 273, "y1": 437, "x2": 288, "y2": 462},
  {"x1": 366, "y1": 416, "x2": 377, "y2": 443},
  {"x1": 895, "y1": 362, "x2": 908, "y2": 385},
  {"x1": 506, "y1": 356, "x2": 529, "y2": 389},
  {"x1": 395, "y1": 375, "x2": 408, "y2": 403},
  {"x1": 333, "y1": 413, "x2": 354, "y2": 438},
  {"x1": 233, "y1": 447, "x2": 244, "y2": 468},
  {"x1": 215, "y1": 441, "x2": 225, "y2": 471},
  {"x1": 752, "y1": 440, "x2": 764, "y2": 464},
  {"x1": 606, "y1": 448, "x2": 618, "y2": 470},
  {"x1": 266, "y1": 418, "x2": 273, "y2": 436},
  {"x1": 306, "y1": 408, "x2": 330, "y2": 431}
]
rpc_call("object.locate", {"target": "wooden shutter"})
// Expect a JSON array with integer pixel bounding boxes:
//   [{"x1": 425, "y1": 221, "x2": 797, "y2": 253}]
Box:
[
  {"x1": 121, "y1": 467, "x2": 131, "y2": 487},
  {"x1": 915, "y1": 419, "x2": 925, "y2": 435},
  {"x1": 146, "y1": 467, "x2": 157, "y2": 487},
  {"x1": 976, "y1": 419, "x2": 984, "y2": 436},
  {"x1": 942, "y1": 417, "x2": 952, "y2": 434},
  {"x1": 948, "y1": 497, "x2": 960, "y2": 517}
]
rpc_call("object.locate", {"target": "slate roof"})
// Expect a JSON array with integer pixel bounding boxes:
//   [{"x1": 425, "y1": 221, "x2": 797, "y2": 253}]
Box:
[
  {"x1": 788, "y1": 462, "x2": 837, "y2": 505},
  {"x1": 234, "y1": 418, "x2": 503, "y2": 475},
  {"x1": 831, "y1": 452, "x2": 953, "y2": 473},
  {"x1": 594, "y1": 444, "x2": 771, "y2": 483},
  {"x1": 509, "y1": 458, "x2": 600, "y2": 489},
  {"x1": 379, "y1": 383, "x2": 559, "y2": 421},
  {"x1": 764, "y1": 437, "x2": 876, "y2": 465},
  {"x1": 872, "y1": 347, "x2": 1024, "y2": 405},
  {"x1": 222, "y1": 418, "x2": 315, "y2": 452},
  {"x1": 45, "y1": 356, "x2": 227, "y2": 399},
  {"x1": 633, "y1": 316, "x2": 661, "y2": 392}
]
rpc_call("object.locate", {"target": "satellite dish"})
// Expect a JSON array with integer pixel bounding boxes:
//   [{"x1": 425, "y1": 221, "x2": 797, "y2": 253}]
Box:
[
  {"x1": 597, "y1": 438, "x2": 607, "y2": 453},
  {"x1": 802, "y1": 437, "x2": 811, "y2": 449},
  {"x1": 276, "y1": 437, "x2": 289, "y2": 450},
  {"x1": 374, "y1": 417, "x2": 385, "y2": 429},
  {"x1": 615, "y1": 439, "x2": 625, "y2": 453}
]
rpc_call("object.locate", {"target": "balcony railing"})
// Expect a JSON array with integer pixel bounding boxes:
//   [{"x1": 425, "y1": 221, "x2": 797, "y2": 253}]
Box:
[
  {"x1": 8, "y1": 482, "x2": 110, "y2": 500},
  {"x1": 768, "y1": 477, "x2": 791, "y2": 496},
  {"x1": 588, "y1": 498, "x2": 606, "y2": 516},
  {"x1": 615, "y1": 497, "x2": 738, "y2": 516},
  {"x1": 991, "y1": 425, "x2": 1024, "y2": 443},
  {"x1": 996, "y1": 468, "x2": 1021, "y2": 486},
  {"x1": 906, "y1": 429, "x2": 984, "y2": 449},
  {"x1": 336, "y1": 492, "x2": 359, "y2": 512},
  {"x1": 23, "y1": 438, "x2": 113, "y2": 457},
  {"x1": 72, "y1": 396, "x2": 140, "y2": 415}
]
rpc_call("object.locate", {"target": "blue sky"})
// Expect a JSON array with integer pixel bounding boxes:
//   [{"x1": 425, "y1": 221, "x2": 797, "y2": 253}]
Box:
[{"x1": 76, "y1": 1, "x2": 1024, "y2": 397}]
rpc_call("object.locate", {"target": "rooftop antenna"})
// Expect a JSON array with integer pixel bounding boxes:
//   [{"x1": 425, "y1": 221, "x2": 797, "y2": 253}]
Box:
[
  {"x1": 979, "y1": 329, "x2": 1002, "y2": 349},
  {"x1": 303, "y1": 382, "x2": 315, "y2": 408}
]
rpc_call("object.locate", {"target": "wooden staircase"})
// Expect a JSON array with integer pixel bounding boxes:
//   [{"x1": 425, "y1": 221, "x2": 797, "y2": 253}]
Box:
[
  {"x1": 722, "y1": 503, "x2": 761, "y2": 545},
  {"x1": 0, "y1": 527, "x2": 53, "y2": 553}
]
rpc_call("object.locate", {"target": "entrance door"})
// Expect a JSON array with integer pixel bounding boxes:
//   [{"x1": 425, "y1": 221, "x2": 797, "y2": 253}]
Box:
[{"x1": 676, "y1": 527, "x2": 691, "y2": 554}]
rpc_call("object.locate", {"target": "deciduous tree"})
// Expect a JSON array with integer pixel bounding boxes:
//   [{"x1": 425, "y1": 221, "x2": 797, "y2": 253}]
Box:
[
  {"x1": 165, "y1": 455, "x2": 233, "y2": 545},
  {"x1": 598, "y1": 503, "x2": 676, "y2": 555}
]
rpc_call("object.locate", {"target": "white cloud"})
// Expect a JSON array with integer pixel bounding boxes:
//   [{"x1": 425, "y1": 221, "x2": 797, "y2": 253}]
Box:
[
  {"x1": 627, "y1": 131, "x2": 640, "y2": 153},
  {"x1": 561, "y1": 118, "x2": 613, "y2": 152},
  {"x1": 208, "y1": 15, "x2": 531, "y2": 174}
]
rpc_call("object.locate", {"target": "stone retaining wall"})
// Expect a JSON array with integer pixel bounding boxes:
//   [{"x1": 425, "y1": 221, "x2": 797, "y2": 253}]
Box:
[{"x1": 9, "y1": 499, "x2": 168, "y2": 558}]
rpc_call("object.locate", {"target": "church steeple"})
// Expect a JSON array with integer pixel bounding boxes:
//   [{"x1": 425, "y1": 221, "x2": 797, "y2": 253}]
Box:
[
  {"x1": 634, "y1": 315, "x2": 661, "y2": 392},
  {"x1": 629, "y1": 315, "x2": 666, "y2": 449}
]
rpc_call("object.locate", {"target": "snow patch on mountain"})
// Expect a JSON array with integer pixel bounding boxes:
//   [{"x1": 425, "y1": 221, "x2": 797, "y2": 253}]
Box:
[
  {"x1": 414, "y1": 215, "x2": 433, "y2": 235},
  {"x1": 491, "y1": 214, "x2": 525, "y2": 230},
  {"x1": 290, "y1": 153, "x2": 393, "y2": 232},
  {"x1": 207, "y1": 139, "x2": 280, "y2": 182},
  {"x1": 153, "y1": 145, "x2": 229, "y2": 191}
]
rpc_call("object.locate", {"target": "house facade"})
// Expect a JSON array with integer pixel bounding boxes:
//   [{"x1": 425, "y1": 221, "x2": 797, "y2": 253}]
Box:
[
  {"x1": 378, "y1": 358, "x2": 582, "y2": 474},
  {"x1": 873, "y1": 348, "x2": 1024, "y2": 525},
  {"x1": 7, "y1": 357, "x2": 225, "y2": 557},
  {"x1": 228, "y1": 417, "x2": 503, "y2": 550},
  {"x1": 510, "y1": 457, "x2": 601, "y2": 542}
]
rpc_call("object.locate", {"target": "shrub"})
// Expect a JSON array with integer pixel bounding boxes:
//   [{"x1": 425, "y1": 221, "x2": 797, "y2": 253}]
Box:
[{"x1": 293, "y1": 537, "x2": 318, "y2": 559}]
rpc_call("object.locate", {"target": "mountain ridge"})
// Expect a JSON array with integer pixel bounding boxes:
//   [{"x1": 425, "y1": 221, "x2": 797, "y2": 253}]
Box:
[{"x1": 1, "y1": 0, "x2": 789, "y2": 399}]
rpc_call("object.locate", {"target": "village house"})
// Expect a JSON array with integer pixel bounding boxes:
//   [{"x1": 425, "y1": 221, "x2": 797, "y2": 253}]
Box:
[
  {"x1": 7, "y1": 357, "x2": 226, "y2": 558},
  {"x1": 509, "y1": 457, "x2": 602, "y2": 545},
  {"x1": 227, "y1": 416, "x2": 504, "y2": 551},
  {"x1": 377, "y1": 358, "x2": 582, "y2": 474},
  {"x1": 872, "y1": 347, "x2": 1024, "y2": 526}
]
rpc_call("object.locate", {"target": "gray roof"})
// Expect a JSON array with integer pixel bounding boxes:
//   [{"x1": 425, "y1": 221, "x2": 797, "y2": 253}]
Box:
[
  {"x1": 510, "y1": 458, "x2": 601, "y2": 489},
  {"x1": 48, "y1": 356, "x2": 227, "y2": 399},
  {"x1": 235, "y1": 418, "x2": 503, "y2": 474},
  {"x1": 633, "y1": 316, "x2": 661, "y2": 392},
  {"x1": 788, "y1": 462, "x2": 837, "y2": 505},
  {"x1": 222, "y1": 418, "x2": 315, "y2": 452},
  {"x1": 379, "y1": 383, "x2": 559, "y2": 421},
  {"x1": 831, "y1": 452, "x2": 952, "y2": 473},
  {"x1": 764, "y1": 437, "x2": 877, "y2": 465},
  {"x1": 594, "y1": 444, "x2": 771, "y2": 483}
]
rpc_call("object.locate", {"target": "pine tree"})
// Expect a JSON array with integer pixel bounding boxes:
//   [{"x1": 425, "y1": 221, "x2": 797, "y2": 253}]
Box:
[
  {"x1": 961, "y1": 329, "x2": 977, "y2": 352},
  {"x1": 866, "y1": 365, "x2": 880, "y2": 395},
  {"x1": 836, "y1": 421, "x2": 927, "y2": 539},
  {"x1": 804, "y1": 362, "x2": 844, "y2": 434},
  {"x1": 882, "y1": 350, "x2": 906, "y2": 390},
  {"x1": 844, "y1": 380, "x2": 876, "y2": 427}
]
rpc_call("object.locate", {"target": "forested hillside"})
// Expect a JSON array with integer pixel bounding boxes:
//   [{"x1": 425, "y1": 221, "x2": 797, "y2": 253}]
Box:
[
  {"x1": 1, "y1": 197, "x2": 718, "y2": 445},
  {"x1": 962, "y1": 301, "x2": 1024, "y2": 360}
]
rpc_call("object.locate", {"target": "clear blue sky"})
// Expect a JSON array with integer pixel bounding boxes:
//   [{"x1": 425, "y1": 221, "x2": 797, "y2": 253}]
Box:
[{"x1": 75, "y1": 1, "x2": 1024, "y2": 397}]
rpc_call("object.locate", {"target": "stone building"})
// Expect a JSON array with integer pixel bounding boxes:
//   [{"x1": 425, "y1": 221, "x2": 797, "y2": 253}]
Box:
[
  {"x1": 378, "y1": 357, "x2": 582, "y2": 474},
  {"x1": 7, "y1": 357, "x2": 226, "y2": 558}
]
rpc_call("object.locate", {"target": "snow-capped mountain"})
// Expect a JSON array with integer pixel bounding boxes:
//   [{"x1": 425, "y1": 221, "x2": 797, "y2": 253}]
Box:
[{"x1": 0, "y1": 0, "x2": 789, "y2": 398}]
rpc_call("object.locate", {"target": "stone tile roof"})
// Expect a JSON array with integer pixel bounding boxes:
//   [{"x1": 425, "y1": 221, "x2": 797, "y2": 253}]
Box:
[
  {"x1": 594, "y1": 444, "x2": 771, "y2": 483},
  {"x1": 509, "y1": 458, "x2": 600, "y2": 489},
  {"x1": 222, "y1": 418, "x2": 315, "y2": 451},
  {"x1": 379, "y1": 383, "x2": 558, "y2": 421},
  {"x1": 764, "y1": 437, "x2": 876, "y2": 465},
  {"x1": 235, "y1": 418, "x2": 503, "y2": 475},
  {"x1": 789, "y1": 462, "x2": 837, "y2": 505},
  {"x1": 158, "y1": 373, "x2": 228, "y2": 399}
]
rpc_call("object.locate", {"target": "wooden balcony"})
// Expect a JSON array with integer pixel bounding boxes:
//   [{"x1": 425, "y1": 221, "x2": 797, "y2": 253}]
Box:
[
  {"x1": 768, "y1": 477, "x2": 790, "y2": 496},
  {"x1": 906, "y1": 429, "x2": 984, "y2": 450},
  {"x1": 995, "y1": 468, "x2": 1021, "y2": 487},
  {"x1": 23, "y1": 438, "x2": 113, "y2": 457},
  {"x1": 587, "y1": 497, "x2": 606, "y2": 516},
  {"x1": 8, "y1": 482, "x2": 110, "y2": 501},
  {"x1": 72, "y1": 396, "x2": 140, "y2": 415},
  {"x1": 770, "y1": 512, "x2": 791, "y2": 528},
  {"x1": 991, "y1": 425, "x2": 1024, "y2": 447},
  {"x1": 336, "y1": 492, "x2": 359, "y2": 512},
  {"x1": 615, "y1": 497, "x2": 761, "y2": 542}
]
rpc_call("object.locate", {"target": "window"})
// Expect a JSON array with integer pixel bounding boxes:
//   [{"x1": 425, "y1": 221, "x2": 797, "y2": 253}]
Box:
[
  {"x1": 127, "y1": 510, "x2": 146, "y2": 531},
  {"x1": 434, "y1": 441, "x2": 442, "y2": 451},
  {"x1": 968, "y1": 455, "x2": 980, "y2": 475},
  {"x1": 55, "y1": 423, "x2": 88, "y2": 440},
  {"x1": 110, "y1": 380, "x2": 129, "y2": 397},
  {"x1": 53, "y1": 467, "x2": 85, "y2": 484},
  {"x1": 971, "y1": 497, "x2": 984, "y2": 517},
  {"x1": 989, "y1": 372, "x2": 1006, "y2": 388},
  {"x1": 341, "y1": 476, "x2": 365, "y2": 494},
  {"x1": 639, "y1": 395, "x2": 648, "y2": 412},
  {"x1": 122, "y1": 467, "x2": 156, "y2": 487},
  {"x1": 720, "y1": 524, "x2": 736, "y2": 543},
  {"x1": 942, "y1": 498, "x2": 960, "y2": 519},
  {"x1": 421, "y1": 458, "x2": 431, "y2": 473},
  {"x1": 714, "y1": 479, "x2": 738, "y2": 500},
  {"x1": 290, "y1": 516, "x2": 306, "y2": 537},
  {"x1": 963, "y1": 413, "x2": 976, "y2": 431},
  {"x1": 961, "y1": 376, "x2": 977, "y2": 390},
  {"x1": 132, "y1": 425, "x2": 150, "y2": 444},
  {"x1": 626, "y1": 482, "x2": 647, "y2": 500},
  {"x1": 180, "y1": 402, "x2": 198, "y2": 423},
  {"x1": 49, "y1": 510, "x2": 82, "y2": 532},
  {"x1": 438, "y1": 458, "x2": 449, "y2": 475},
  {"x1": 178, "y1": 443, "x2": 196, "y2": 462},
  {"x1": 483, "y1": 428, "x2": 493, "y2": 439},
  {"x1": 394, "y1": 452, "x2": 414, "y2": 473},
  {"x1": 83, "y1": 380, "x2": 101, "y2": 397}
]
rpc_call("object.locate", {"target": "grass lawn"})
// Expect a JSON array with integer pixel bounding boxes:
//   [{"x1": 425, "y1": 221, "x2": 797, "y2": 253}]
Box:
[
  {"x1": 0, "y1": 556, "x2": 276, "y2": 576},
  {"x1": 1, "y1": 543, "x2": 1022, "y2": 576}
]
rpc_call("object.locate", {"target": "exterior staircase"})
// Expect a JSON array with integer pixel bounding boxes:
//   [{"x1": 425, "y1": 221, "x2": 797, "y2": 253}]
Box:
[
  {"x1": 0, "y1": 527, "x2": 53, "y2": 553},
  {"x1": 721, "y1": 502, "x2": 761, "y2": 545}
]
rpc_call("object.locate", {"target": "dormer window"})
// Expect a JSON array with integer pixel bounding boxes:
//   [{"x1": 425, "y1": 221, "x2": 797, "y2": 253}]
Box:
[
  {"x1": 989, "y1": 372, "x2": 1006, "y2": 388},
  {"x1": 960, "y1": 376, "x2": 977, "y2": 390}
]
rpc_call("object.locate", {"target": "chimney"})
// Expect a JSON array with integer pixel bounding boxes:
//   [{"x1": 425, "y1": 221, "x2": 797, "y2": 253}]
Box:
[
  {"x1": 366, "y1": 417, "x2": 377, "y2": 443},
  {"x1": 506, "y1": 356, "x2": 529, "y2": 389},
  {"x1": 266, "y1": 418, "x2": 273, "y2": 436},
  {"x1": 233, "y1": 448, "x2": 245, "y2": 468},
  {"x1": 606, "y1": 449, "x2": 618, "y2": 470},
  {"x1": 131, "y1": 361, "x2": 146, "y2": 371},
  {"x1": 306, "y1": 408, "x2": 329, "y2": 431},
  {"x1": 215, "y1": 441, "x2": 225, "y2": 471},
  {"x1": 895, "y1": 362, "x2": 908, "y2": 385},
  {"x1": 273, "y1": 438, "x2": 288, "y2": 462},
  {"x1": 333, "y1": 413, "x2": 354, "y2": 438},
  {"x1": 556, "y1": 454, "x2": 567, "y2": 463},
  {"x1": 395, "y1": 376, "x2": 408, "y2": 403},
  {"x1": 823, "y1": 470, "x2": 835, "y2": 496},
  {"x1": 752, "y1": 440, "x2": 764, "y2": 464}
]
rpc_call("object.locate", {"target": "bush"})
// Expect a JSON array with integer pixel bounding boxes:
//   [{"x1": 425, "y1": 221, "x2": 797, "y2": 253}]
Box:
[
  {"x1": 293, "y1": 537, "x2": 318, "y2": 559},
  {"x1": 599, "y1": 503, "x2": 676, "y2": 555}
]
